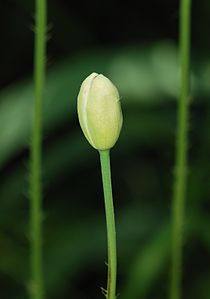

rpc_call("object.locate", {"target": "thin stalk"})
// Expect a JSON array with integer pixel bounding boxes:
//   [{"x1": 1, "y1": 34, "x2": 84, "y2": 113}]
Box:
[
  {"x1": 99, "y1": 150, "x2": 117, "y2": 299},
  {"x1": 30, "y1": 0, "x2": 47, "y2": 298},
  {"x1": 170, "y1": 1, "x2": 191, "y2": 299}
]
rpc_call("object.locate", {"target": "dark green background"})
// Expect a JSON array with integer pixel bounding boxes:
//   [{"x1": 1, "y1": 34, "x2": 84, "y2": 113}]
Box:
[{"x1": 0, "y1": 0, "x2": 210, "y2": 298}]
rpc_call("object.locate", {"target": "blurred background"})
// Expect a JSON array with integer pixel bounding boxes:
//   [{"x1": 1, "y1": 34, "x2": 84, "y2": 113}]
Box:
[{"x1": 0, "y1": 0, "x2": 210, "y2": 298}]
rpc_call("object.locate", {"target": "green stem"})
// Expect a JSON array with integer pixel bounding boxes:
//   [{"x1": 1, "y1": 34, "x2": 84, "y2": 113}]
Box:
[
  {"x1": 99, "y1": 150, "x2": 117, "y2": 299},
  {"x1": 30, "y1": 0, "x2": 47, "y2": 298},
  {"x1": 170, "y1": 1, "x2": 191, "y2": 299}
]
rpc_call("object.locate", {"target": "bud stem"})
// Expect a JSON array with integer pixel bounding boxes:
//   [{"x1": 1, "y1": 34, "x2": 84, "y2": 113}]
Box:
[{"x1": 99, "y1": 150, "x2": 117, "y2": 299}]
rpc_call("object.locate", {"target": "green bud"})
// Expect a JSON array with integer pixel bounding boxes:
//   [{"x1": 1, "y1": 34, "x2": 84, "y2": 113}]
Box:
[{"x1": 77, "y1": 72, "x2": 123, "y2": 150}]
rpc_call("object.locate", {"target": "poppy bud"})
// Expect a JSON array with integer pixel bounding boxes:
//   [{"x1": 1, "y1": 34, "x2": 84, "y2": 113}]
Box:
[{"x1": 77, "y1": 73, "x2": 123, "y2": 150}]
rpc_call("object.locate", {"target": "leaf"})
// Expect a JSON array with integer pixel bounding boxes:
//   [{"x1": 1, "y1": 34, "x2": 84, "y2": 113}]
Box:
[
  {"x1": 120, "y1": 223, "x2": 170, "y2": 299},
  {"x1": 0, "y1": 41, "x2": 191, "y2": 169}
]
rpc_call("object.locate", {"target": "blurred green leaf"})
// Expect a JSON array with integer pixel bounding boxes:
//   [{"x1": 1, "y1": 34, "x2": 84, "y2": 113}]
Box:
[
  {"x1": 120, "y1": 223, "x2": 170, "y2": 299},
  {"x1": 1, "y1": 41, "x2": 209, "y2": 169}
]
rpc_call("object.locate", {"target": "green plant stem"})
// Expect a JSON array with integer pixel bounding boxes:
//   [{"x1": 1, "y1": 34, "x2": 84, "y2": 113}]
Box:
[
  {"x1": 170, "y1": 1, "x2": 191, "y2": 299},
  {"x1": 30, "y1": 0, "x2": 47, "y2": 298},
  {"x1": 99, "y1": 150, "x2": 117, "y2": 299}
]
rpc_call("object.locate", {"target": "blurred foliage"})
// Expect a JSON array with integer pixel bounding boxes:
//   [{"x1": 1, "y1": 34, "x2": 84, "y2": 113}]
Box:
[{"x1": 0, "y1": 0, "x2": 210, "y2": 299}]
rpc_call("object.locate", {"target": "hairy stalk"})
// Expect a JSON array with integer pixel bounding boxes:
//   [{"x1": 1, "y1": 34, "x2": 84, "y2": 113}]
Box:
[
  {"x1": 30, "y1": 0, "x2": 47, "y2": 298},
  {"x1": 170, "y1": 1, "x2": 191, "y2": 299},
  {"x1": 99, "y1": 150, "x2": 117, "y2": 299}
]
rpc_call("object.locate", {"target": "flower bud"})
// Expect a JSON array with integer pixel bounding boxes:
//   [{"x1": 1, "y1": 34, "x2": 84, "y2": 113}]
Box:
[{"x1": 77, "y1": 73, "x2": 123, "y2": 150}]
